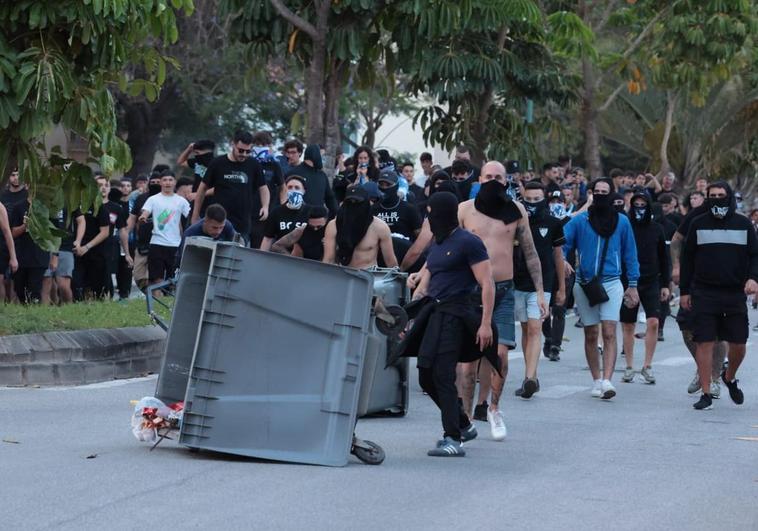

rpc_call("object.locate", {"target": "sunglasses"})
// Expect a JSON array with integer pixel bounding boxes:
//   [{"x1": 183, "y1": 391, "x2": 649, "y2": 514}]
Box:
[{"x1": 236, "y1": 147, "x2": 252, "y2": 154}]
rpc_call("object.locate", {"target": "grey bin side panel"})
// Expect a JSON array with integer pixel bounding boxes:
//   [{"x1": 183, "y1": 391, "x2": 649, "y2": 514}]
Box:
[
  {"x1": 154, "y1": 244, "x2": 213, "y2": 403},
  {"x1": 179, "y1": 245, "x2": 374, "y2": 467}
]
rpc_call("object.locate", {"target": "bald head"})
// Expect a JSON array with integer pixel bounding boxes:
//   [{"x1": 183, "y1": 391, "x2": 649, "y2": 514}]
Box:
[{"x1": 480, "y1": 161, "x2": 507, "y2": 185}]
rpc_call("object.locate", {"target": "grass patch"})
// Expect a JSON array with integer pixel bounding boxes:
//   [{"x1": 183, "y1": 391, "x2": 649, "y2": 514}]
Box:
[{"x1": 0, "y1": 298, "x2": 172, "y2": 336}]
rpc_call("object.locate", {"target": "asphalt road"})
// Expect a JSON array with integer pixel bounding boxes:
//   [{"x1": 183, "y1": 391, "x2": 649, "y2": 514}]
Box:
[{"x1": 2, "y1": 307, "x2": 757, "y2": 530}]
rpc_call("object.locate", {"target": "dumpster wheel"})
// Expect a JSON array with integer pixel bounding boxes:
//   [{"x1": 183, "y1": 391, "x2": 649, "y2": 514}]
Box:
[{"x1": 351, "y1": 436, "x2": 385, "y2": 465}]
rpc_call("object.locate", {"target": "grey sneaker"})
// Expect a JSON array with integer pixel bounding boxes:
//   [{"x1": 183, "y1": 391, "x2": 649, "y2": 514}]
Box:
[
  {"x1": 621, "y1": 367, "x2": 635, "y2": 383},
  {"x1": 640, "y1": 366, "x2": 656, "y2": 384},
  {"x1": 710, "y1": 379, "x2": 721, "y2": 400},
  {"x1": 428, "y1": 436, "x2": 465, "y2": 457},
  {"x1": 687, "y1": 372, "x2": 701, "y2": 394},
  {"x1": 460, "y1": 423, "x2": 478, "y2": 443}
]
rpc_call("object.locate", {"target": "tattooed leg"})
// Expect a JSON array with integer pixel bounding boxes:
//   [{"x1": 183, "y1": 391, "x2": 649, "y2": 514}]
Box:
[{"x1": 489, "y1": 344, "x2": 509, "y2": 410}]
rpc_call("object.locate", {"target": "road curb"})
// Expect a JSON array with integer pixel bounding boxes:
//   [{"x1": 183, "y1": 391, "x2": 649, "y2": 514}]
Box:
[{"x1": 0, "y1": 326, "x2": 166, "y2": 386}]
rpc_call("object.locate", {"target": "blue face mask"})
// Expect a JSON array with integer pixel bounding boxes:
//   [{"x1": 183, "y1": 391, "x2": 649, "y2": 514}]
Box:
[
  {"x1": 287, "y1": 190, "x2": 304, "y2": 208},
  {"x1": 549, "y1": 202, "x2": 566, "y2": 219}
]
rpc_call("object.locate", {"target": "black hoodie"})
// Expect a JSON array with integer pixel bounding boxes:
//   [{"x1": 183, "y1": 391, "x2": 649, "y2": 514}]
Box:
[
  {"x1": 628, "y1": 191, "x2": 670, "y2": 286},
  {"x1": 286, "y1": 145, "x2": 338, "y2": 217},
  {"x1": 680, "y1": 181, "x2": 758, "y2": 295}
]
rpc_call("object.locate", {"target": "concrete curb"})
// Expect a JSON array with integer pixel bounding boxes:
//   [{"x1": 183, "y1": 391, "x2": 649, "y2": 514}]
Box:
[{"x1": 0, "y1": 326, "x2": 166, "y2": 386}]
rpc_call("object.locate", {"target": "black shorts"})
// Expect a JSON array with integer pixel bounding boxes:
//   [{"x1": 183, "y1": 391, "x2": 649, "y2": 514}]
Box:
[
  {"x1": 147, "y1": 244, "x2": 178, "y2": 281},
  {"x1": 0, "y1": 247, "x2": 9, "y2": 277},
  {"x1": 620, "y1": 281, "x2": 660, "y2": 323},
  {"x1": 691, "y1": 288, "x2": 748, "y2": 344}
]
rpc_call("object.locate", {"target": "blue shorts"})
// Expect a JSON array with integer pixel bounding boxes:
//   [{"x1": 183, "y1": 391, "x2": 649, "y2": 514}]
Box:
[{"x1": 493, "y1": 280, "x2": 516, "y2": 347}]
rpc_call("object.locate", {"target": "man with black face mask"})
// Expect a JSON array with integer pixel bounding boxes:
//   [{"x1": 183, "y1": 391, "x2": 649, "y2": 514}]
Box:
[
  {"x1": 397, "y1": 191, "x2": 496, "y2": 457},
  {"x1": 513, "y1": 182, "x2": 565, "y2": 398},
  {"x1": 372, "y1": 168, "x2": 422, "y2": 240},
  {"x1": 680, "y1": 181, "x2": 758, "y2": 411},
  {"x1": 322, "y1": 185, "x2": 397, "y2": 269},
  {"x1": 271, "y1": 206, "x2": 329, "y2": 261},
  {"x1": 458, "y1": 161, "x2": 546, "y2": 440},
  {"x1": 563, "y1": 178, "x2": 640, "y2": 400},
  {"x1": 619, "y1": 189, "x2": 670, "y2": 385}
]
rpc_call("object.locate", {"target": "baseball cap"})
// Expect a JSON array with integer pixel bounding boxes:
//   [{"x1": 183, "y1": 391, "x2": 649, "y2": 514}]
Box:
[
  {"x1": 361, "y1": 182, "x2": 382, "y2": 201},
  {"x1": 377, "y1": 168, "x2": 399, "y2": 184},
  {"x1": 344, "y1": 184, "x2": 369, "y2": 202},
  {"x1": 506, "y1": 160, "x2": 520, "y2": 174}
]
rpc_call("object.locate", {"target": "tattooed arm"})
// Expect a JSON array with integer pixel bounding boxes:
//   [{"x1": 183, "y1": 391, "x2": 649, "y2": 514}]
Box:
[
  {"x1": 515, "y1": 210, "x2": 548, "y2": 318},
  {"x1": 670, "y1": 231, "x2": 683, "y2": 285},
  {"x1": 271, "y1": 225, "x2": 305, "y2": 255}
]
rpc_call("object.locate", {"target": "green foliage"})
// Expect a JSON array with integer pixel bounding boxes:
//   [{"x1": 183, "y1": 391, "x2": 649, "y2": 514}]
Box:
[
  {"x1": 0, "y1": 298, "x2": 155, "y2": 336},
  {"x1": 0, "y1": 0, "x2": 192, "y2": 250}
]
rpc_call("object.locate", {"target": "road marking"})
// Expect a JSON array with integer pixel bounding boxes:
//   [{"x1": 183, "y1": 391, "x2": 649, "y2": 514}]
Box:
[
  {"x1": 41, "y1": 375, "x2": 158, "y2": 391},
  {"x1": 538, "y1": 385, "x2": 589, "y2": 399},
  {"x1": 655, "y1": 356, "x2": 695, "y2": 367},
  {"x1": 735, "y1": 437, "x2": 758, "y2": 442}
]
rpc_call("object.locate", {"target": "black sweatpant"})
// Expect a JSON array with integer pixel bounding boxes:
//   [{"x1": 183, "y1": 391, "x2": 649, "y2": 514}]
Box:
[
  {"x1": 116, "y1": 254, "x2": 133, "y2": 299},
  {"x1": 78, "y1": 251, "x2": 107, "y2": 299},
  {"x1": 543, "y1": 273, "x2": 574, "y2": 350},
  {"x1": 14, "y1": 267, "x2": 45, "y2": 303},
  {"x1": 418, "y1": 347, "x2": 471, "y2": 442}
]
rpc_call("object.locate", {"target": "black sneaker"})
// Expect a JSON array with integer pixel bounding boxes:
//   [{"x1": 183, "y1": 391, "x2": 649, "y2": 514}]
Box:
[
  {"x1": 460, "y1": 423, "x2": 478, "y2": 443},
  {"x1": 542, "y1": 342, "x2": 551, "y2": 359},
  {"x1": 657, "y1": 330, "x2": 664, "y2": 342},
  {"x1": 548, "y1": 346, "x2": 560, "y2": 362},
  {"x1": 693, "y1": 393, "x2": 713, "y2": 410},
  {"x1": 520, "y1": 378, "x2": 539, "y2": 399},
  {"x1": 473, "y1": 401, "x2": 488, "y2": 422},
  {"x1": 721, "y1": 371, "x2": 744, "y2": 405},
  {"x1": 428, "y1": 437, "x2": 465, "y2": 457}
]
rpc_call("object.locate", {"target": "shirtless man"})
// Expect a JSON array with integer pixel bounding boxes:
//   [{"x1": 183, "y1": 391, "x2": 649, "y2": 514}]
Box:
[
  {"x1": 323, "y1": 185, "x2": 398, "y2": 269},
  {"x1": 457, "y1": 161, "x2": 547, "y2": 440}
]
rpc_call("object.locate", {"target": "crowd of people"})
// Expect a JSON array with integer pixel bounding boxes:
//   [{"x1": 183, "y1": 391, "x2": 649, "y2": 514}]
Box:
[{"x1": 1, "y1": 129, "x2": 757, "y2": 458}]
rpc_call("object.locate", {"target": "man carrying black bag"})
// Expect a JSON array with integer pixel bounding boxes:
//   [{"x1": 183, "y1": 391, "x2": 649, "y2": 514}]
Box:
[
  {"x1": 562, "y1": 178, "x2": 640, "y2": 400},
  {"x1": 393, "y1": 191, "x2": 498, "y2": 457}
]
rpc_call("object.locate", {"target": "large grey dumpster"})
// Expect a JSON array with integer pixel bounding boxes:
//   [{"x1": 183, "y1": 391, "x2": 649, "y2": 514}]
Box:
[
  {"x1": 170, "y1": 239, "x2": 375, "y2": 466},
  {"x1": 357, "y1": 269, "x2": 410, "y2": 417}
]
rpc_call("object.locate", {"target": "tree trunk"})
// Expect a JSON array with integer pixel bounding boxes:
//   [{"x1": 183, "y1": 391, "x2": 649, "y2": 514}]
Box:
[
  {"x1": 119, "y1": 83, "x2": 176, "y2": 178},
  {"x1": 581, "y1": 57, "x2": 603, "y2": 178},
  {"x1": 322, "y1": 61, "x2": 345, "y2": 179},
  {"x1": 658, "y1": 90, "x2": 677, "y2": 177}
]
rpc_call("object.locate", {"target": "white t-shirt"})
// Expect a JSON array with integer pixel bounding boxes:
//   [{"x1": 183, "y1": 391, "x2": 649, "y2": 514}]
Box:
[{"x1": 141, "y1": 193, "x2": 191, "y2": 247}]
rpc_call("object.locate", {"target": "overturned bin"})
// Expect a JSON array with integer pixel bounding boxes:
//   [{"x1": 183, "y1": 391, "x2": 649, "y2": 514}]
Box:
[{"x1": 152, "y1": 238, "x2": 403, "y2": 466}]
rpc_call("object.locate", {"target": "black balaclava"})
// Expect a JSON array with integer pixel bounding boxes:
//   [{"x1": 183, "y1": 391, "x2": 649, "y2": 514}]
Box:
[
  {"x1": 433, "y1": 180, "x2": 461, "y2": 201},
  {"x1": 611, "y1": 193, "x2": 625, "y2": 213},
  {"x1": 706, "y1": 180, "x2": 735, "y2": 220},
  {"x1": 428, "y1": 191, "x2": 460, "y2": 243},
  {"x1": 336, "y1": 187, "x2": 373, "y2": 265},
  {"x1": 380, "y1": 184, "x2": 400, "y2": 208},
  {"x1": 427, "y1": 170, "x2": 451, "y2": 197},
  {"x1": 304, "y1": 144, "x2": 323, "y2": 170},
  {"x1": 475, "y1": 180, "x2": 522, "y2": 224},
  {"x1": 299, "y1": 206, "x2": 328, "y2": 261},
  {"x1": 588, "y1": 178, "x2": 619, "y2": 237},
  {"x1": 148, "y1": 181, "x2": 161, "y2": 196},
  {"x1": 108, "y1": 188, "x2": 123, "y2": 203},
  {"x1": 630, "y1": 190, "x2": 652, "y2": 225}
]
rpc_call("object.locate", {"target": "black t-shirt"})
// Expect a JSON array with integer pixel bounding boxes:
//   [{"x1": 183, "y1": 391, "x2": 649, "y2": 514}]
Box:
[
  {"x1": 203, "y1": 155, "x2": 265, "y2": 235},
  {"x1": 10, "y1": 202, "x2": 49, "y2": 268},
  {"x1": 258, "y1": 159, "x2": 285, "y2": 212},
  {"x1": 0, "y1": 187, "x2": 29, "y2": 212},
  {"x1": 514, "y1": 214, "x2": 565, "y2": 292},
  {"x1": 372, "y1": 201, "x2": 422, "y2": 240},
  {"x1": 102, "y1": 201, "x2": 127, "y2": 257},
  {"x1": 426, "y1": 229, "x2": 488, "y2": 299},
  {"x1": 82, "y1": 204, "x2": 110, "y2": 255},
  {"x1": 131, "y1": 191, "x2": 156, "y2": 251},
  {"x1": 263, "y1": 204, "x2": 310, "y2": 241},
  {"x1": 51, "y1": 208, "x2": 81, "y2": 253}
]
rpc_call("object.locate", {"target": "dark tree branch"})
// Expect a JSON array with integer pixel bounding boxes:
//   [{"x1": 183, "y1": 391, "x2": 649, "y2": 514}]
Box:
[{"x1": 269, "y1": 0, "x2": 318, "y2": 39}]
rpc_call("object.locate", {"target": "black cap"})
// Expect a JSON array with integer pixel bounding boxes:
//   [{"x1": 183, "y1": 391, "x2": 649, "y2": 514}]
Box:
[
  {"x1": 506, "y1": 160, "x2": 520, "y2": 174},
  {"x1": 344, "y1": 184, "x2": 370, "y2": 202},
  {"x1": 361, "y1": 182, "x2": 382, "y2": 201},
  {"x1": 285, "y1": 174, "x2": 307, "y2": 188},
  {"x1": 549, "y1": 190, "x2": 563, "y2": 200},
  {"x1": 377, "y1": 168, "x2": 399, "y2": 184}
]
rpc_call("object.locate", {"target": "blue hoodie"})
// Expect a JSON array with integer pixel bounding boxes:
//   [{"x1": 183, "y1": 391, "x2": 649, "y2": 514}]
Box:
[{"x1": 563, "y1": 212, "x2": 640, "y2": 287}]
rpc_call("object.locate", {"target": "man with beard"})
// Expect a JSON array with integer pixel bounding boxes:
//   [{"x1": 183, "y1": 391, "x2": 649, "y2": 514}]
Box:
[
  {"x1": 271, "y1": 206, "x2": 329, "y2": 261},
  {"x1": 322, "y1": 185, "x2": 397, "y2": 269},
  {"x1": 513, "y1": 182, "x2": 565, "y2": 398},
  {"x1": 563, "y1": 178, "x2": 640, "y2": 400},
  {"x1": 680, "y1": 181, "x2": 758, "y2": 410},
  {"x1": 619, "y1": 189, "x2": 670, "y2": 385},
  {"x1": 176, "y1": 204, "x2": 237, "y2": 266},
  {"x1": 260, "y1": 175, "x2": 310, "y2": 251},
  {"x1": 458, "y1": 161, "x2": 547, "y2": 440},
  {"x1": 394, "y1": 191, "x2": 496, "y2": 457}
]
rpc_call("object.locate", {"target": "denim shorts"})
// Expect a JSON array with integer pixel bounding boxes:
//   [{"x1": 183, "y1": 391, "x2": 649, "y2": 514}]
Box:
[
  {"x1": 493, "y1": 280, "x2": 516, "y2": 347},
  {"x1": 44, "y1": 251, "x2": 74, "y2": 278}
]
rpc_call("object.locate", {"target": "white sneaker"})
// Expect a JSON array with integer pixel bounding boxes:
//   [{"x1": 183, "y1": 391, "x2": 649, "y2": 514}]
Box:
[
  {"x1": 487, "y1": 408, "x2": 507, "y2": 441},
  {"x1": 601, "y1": 379, "x2": 616, "y2": 400},
  {"x1": 591, "y1": 380, "x2": 602, "y2": 398}
]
